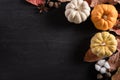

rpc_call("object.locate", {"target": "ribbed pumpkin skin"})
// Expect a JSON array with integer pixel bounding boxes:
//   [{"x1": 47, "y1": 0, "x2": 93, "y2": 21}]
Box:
[
  {"x1": 91, "y1": 4, "x2": 118, "y2": 30},
  {"x1": 65, "y1": 0, "x2": 90, "y2": 24},
  {"x1": 90, "y1": 32, "x2": 117, "y2": 57}
]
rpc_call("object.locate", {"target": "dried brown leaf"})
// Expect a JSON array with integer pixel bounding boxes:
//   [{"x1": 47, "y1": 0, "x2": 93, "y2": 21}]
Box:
[
  {"x1": 90, "y1": 0, "x2": 107, "y2": 7},
  {"x1": 58, "y1": 0, "x2": 71, "y2": 2},
  {"x1": 108, "y1": 0, "x2": 118, "y2": 5},
  {"x1": 110, "y1": 9, "x2": 120, "y2": 35},
  {"x1": 110, "y1": 19, "x2": 120, "y2": 35},
  {"x1": 117, "y1": 37, "x2": 120, "y2": 51},
  {"x1": 114, "y1": 0, "x2": 120, "y2": 4},
  {"x1": 108, "y1": 51, "x2": 120, "y2": 72},
  {"x1": 84, "y1": 49, "x2": 102, "y2": 62},
  {"x1": 85, "y1": 0, "x2": 91, "y2": 5},
  {"x1": 112, "y1": 67, "x2": 120, "y2": 80},
  {"x1": 86, "y1": 0, "x2": 120, "y2": 7}
]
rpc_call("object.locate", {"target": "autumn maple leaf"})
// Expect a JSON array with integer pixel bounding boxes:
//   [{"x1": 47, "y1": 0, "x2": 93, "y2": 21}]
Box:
[{"x1": 26, "y1": 0, "x2": 45, "y2": 6}]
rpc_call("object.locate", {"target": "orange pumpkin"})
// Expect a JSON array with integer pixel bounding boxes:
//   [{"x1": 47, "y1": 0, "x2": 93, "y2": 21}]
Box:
[{"x1": 91, "y1": 4, "x2": 118, "y2": 30}]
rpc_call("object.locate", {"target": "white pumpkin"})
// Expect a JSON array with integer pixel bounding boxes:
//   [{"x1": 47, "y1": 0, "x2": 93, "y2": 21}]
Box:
[{"x1": 65, "y1": 0, "x2": 91, "y2": 24}]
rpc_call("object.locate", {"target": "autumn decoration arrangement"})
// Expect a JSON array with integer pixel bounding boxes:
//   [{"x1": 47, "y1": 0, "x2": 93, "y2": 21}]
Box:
[{"x1": 26, "y1": 0, "x2": 120, "y2": 80}]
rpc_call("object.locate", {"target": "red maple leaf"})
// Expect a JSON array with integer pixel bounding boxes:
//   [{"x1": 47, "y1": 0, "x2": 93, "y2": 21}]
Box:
[{"x1": 26, "y1": 0, "x2": 45, "y2": 6}]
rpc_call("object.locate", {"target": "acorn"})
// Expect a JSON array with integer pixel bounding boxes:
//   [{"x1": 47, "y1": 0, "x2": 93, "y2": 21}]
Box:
[
  {"x1": 97, "y1": 73, "x2": 103, "y2": 79},
  {"x1": 106, "y1": 72, "x2": 111, "y2": 77}
]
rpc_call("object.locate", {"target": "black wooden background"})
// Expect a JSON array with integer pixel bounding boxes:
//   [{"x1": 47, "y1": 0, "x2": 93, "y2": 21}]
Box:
[{"x1": 0, "y1": 0, "x2": 99, "y2": 80}]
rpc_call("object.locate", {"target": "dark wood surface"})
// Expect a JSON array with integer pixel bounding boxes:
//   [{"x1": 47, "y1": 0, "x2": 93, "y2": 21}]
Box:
[{"x1": 0, "y1": 0, "x2": 99, "y2": 80}]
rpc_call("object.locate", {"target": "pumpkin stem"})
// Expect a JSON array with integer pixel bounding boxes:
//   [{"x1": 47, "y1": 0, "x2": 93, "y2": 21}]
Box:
[
  {"x1": 102, "y1": 15, "x2": 107, "y2": 20},
  {"x1": 101, "y1": 42, "x2": 106, "y2": 46},
  {"x1": 74, "y1": 7, "x2": 80, "y2": 11}
]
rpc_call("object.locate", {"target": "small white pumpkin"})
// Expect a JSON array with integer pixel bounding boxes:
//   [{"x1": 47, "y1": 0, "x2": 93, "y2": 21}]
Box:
[{"x1": 65, "y1": 0, "x2": 90, "y2": 24}]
